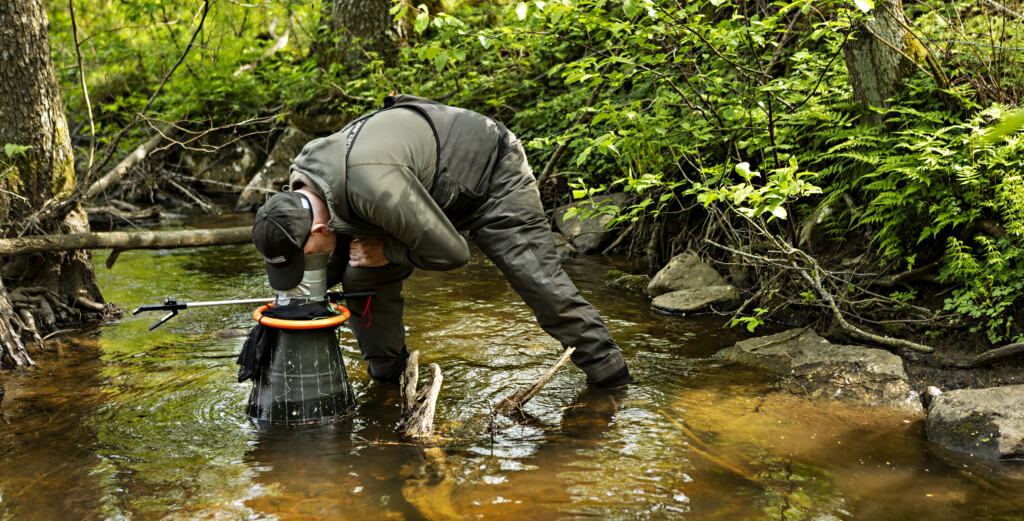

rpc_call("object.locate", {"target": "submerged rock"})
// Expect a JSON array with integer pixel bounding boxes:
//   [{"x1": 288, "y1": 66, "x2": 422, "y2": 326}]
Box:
[
  {"x1": 553, "y1": 193, "x2": 628, "y2": 253},
  {"x1": 713, "y1": 328, "x2": 922, "y2": 411},
  {"x1": 605, "y1": 269, "x2": 649, "y2": 293},
  {"x1": 645, "y1": 253, "x2": 728, "y2": 298},
  {"x1": 926, "y1": 385, "x2": 1024, "y2": 460},
  {"x1": 652, "y1": 285, "x2": 741, "y2": 314}
]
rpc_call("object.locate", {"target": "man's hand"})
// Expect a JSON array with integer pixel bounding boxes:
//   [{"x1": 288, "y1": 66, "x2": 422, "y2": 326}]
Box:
[{"x1": 348, "y1": 237, "x2": 388, "y2": 267}]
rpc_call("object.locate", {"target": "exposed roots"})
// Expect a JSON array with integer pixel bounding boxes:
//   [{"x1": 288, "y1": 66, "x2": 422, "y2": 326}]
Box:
[{"x1": 0, "y1": 284, "x2": 122, "y2": 369}]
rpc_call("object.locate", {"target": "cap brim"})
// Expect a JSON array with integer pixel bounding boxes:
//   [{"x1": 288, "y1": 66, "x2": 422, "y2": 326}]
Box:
[{"x1": 264, "y1": 254, "x2": 306, "y2": 291}]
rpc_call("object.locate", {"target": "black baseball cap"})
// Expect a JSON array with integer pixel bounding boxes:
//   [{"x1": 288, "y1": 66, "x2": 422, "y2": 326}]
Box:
[{"x1": 253, "y1": 191, "x2": 313, "y2": 290}]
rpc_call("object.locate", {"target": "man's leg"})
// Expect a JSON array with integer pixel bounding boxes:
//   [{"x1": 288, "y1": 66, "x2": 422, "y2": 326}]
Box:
[
  {"x1": 468, "y1": 184, "x2": 629, "y2": 385},
  {"x1": 341, "y1": 261, "x2": 414, "y2": 382}
]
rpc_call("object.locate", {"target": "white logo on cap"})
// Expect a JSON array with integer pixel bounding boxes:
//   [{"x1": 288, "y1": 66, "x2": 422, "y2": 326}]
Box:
[{"x1": 266, "y1": 256, "x2": 286, "y2": 264}]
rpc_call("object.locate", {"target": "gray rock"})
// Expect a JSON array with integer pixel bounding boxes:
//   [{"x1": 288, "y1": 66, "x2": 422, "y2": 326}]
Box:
[
  {"x1": 714, "y1": 328, "x2": 922, "y2": 411},
  {"x1": 287, "y1": 112, "x2": 353, "y2": 135},
  {"x1": 181, "y1": 138, "x2": 260, "y2": 193},
  {"x1": 646, "y1": 253, "x2": 728, "y2": 297},
  {"x1": 236, "y1": 127, "x2": 313, "y2": 211},
  {"x1": 926, "y1": 385, "x2": 1024, "y2": 460},
  {"x1": 652, "y1": 285, "x2": 741, "y2": 314},
  {"x1": 551, "y1": 232, "x2": 576, "y2": 258},
  {"x1": 553, "y1": 193, "x2": 628, "y2": 253}
]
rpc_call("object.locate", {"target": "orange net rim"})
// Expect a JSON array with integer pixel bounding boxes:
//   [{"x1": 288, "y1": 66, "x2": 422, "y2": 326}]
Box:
[{"x1": 252, "y1": 302, "x2": 351, "y2": 330}]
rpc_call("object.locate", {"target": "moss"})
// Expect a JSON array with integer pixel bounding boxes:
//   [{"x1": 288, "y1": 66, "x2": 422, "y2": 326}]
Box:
[
  {"x1": 945, "y1": 411, "x2": 994, "y2": 448},
  {"x1": 605, "y1": 269, "x2": 649, "y2": 293},
  {"x1": 49, "y1": 119, "x2": 76, "y2": 200}
]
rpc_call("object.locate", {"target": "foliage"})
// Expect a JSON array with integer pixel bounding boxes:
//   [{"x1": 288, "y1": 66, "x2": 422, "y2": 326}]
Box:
[
  {"x1": 815, "y1": 93, "x2": 1024, "y2": 342},
  {"x1": 731, "y1": 307, "x2": 768, "y2": 333},
  {"x1": 42, "y1": 0, "x2": 1024, "y2": 345},
  {"x1": 941, "y1": 236, "x2": 1024, "y2": 344}
]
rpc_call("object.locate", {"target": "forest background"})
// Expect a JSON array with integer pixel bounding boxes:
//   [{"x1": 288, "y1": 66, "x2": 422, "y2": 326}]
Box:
[{"x1": 2, "y1": 0, "x2": 1024, "y2": 371}]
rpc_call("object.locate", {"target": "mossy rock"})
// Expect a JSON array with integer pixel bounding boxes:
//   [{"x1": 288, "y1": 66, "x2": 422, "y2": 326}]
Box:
[{"x1": 605, "y1": 269, "x2": 649, "y2": 293}]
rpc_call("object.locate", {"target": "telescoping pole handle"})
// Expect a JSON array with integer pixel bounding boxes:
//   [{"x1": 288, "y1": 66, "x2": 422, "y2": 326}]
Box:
[
  {"x1": 327, "y1": 290, "x2": 376, "y2": 302},
  {"x1": 132, "y1": 292, "x2": 378, "y2": 331},
  {"x1": 132, "y1": 299, "x2": 189, "y2": 331}
]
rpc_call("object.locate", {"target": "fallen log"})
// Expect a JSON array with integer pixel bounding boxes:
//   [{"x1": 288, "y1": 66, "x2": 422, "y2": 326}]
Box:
[
  {"x1": 0, "y1": 227, "x2": 252, "y2": 259},
  {"x1": 957, "y1": 342, "x2": 1024, "y2": 369},
  {"x1": 494, "y1": 346, "x2": 575, "y2": 417},
  {"x1": 86, "y1": 129, "x2": 169, "y2": 199},
  {"x1": 400, "y1": 351, "x2": 443, "y2": 439},
  {"x1": 86, "y1": 205, "x2": 162, "y2": 230}
]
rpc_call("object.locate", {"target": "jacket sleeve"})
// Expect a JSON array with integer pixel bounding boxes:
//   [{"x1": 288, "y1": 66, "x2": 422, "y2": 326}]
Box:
[{"x1": 346, "y1": 163, "x2": 470, "y2": 271}]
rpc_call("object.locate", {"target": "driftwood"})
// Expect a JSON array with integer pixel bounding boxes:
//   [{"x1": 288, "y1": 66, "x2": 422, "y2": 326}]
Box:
[
  {"x1": 85, "y1": 129, "x2": 168, "y2": 199},
  {"x1": 494, "y1": 346, "x2": 576, "y2": 417},
  {"x1": 85, "y1": 205, "x2": 162, "y2": 230},
  {"x1": 400, "y1": 351, "x2": 444, "y2": 439},
  {"x1": 947, "y1": 342, "x2": 1024, "y2": 369},
  {"x1": 0, "y1": 227, "x2": 252, "y2": 261}
]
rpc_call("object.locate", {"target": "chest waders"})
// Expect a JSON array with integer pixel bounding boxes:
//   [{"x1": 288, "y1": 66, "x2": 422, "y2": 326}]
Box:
[{"x1": 245, "y1": 253, "x2": 357, "y2": 426}]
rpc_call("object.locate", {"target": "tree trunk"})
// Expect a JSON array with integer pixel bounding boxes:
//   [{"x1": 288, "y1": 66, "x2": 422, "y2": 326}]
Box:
[
  {"x1": 842, "y1": 0, "x2": 923, "y2": 124},
  {"x1": 313, "y1": 0, "x2": 445, "y2": 69},
  {"x1": 315, "y1": 0, "x2": 402, "y2": 67},
  {"x1": 0, "y1": 0, "x2": 108, "y2": 367}
]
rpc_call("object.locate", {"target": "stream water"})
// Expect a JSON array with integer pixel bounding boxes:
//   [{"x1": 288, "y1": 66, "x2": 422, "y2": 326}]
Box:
[{"x1": 1, "y1": 214, "x2": 1023, "y2": 520}]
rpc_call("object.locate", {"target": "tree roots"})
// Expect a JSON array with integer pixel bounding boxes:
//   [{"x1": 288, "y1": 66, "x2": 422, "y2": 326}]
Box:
[{"x1": 0, "y1": 284, "x2": 123, "y2": 368}]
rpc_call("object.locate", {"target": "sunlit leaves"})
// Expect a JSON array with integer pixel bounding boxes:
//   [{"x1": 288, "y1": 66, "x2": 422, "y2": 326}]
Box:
[{"x1": 853, "y1": 0, "x2": 874, "y2": 13}]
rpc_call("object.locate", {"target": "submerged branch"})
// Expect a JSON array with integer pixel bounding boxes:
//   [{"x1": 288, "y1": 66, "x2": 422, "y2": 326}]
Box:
[
  {"x1": 494, "y1": 347, "x2": 575, "y2": 417},
  {"x1": 400, "y1": 351, "x2": 444, "y2": 439}
]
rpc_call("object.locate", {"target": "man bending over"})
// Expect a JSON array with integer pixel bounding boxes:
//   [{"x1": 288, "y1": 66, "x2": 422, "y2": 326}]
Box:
[{"x1": 252, "y1": 95, "x2": 631, "y2": 387}]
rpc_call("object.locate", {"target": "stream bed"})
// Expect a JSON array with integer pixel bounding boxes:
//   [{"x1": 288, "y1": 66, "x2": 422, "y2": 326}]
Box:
[{"x1": 1, "y1": 215, "x2": 1023, "y2": 520}]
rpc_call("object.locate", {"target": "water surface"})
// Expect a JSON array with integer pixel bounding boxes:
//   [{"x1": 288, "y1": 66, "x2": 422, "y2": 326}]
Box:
[{"x1": 1, "y1": 217, "x2": 1022, "y2": 520}]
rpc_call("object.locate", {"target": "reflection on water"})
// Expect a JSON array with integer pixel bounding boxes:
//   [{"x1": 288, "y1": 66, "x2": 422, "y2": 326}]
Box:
[{"x1": 0, "y1": 238, "x2": 1023, "y2": 520}]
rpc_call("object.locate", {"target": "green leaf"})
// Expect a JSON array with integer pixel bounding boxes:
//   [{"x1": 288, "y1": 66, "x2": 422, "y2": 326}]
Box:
[
  {"x1": 478, "y1": 35, "x2": 491, "y2": 49},
  {"x1": 414, "y1": 11, "x2": 430, "y2": 34},
  {"x1": 623, "y1": 0, "x2": 637, "y2": 17},
  {"x1": 516, "y1": 2, "x2": 528, "y2": 20},
  {"x1": 550, "y1": 5, "x2": 566, "y2": 24},
  {"x1": 4, "y1": 144, "x2": 31, "y2": 158},
  {"x1": 986, "y1": 108, "x2": 1024, "y2": 142},
  {"x1": 434, "y1": 50, "x2": 449, "y2": 72},
  {"x1": 770, "y1": 205, "x2": 788, "y2": 220}
]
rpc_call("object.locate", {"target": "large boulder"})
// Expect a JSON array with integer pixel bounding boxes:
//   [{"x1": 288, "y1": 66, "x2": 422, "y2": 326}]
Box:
[
  {"x1": 550, "y1": 232, "x2": 576, "y2": 258},
  {"x1": 714, "y1": 328, "x2": 922, "y2": 411},
  {"x1": 645, "y1": 253, "x2": 728, "y2": 297},
  {"x1": 236, "y1": 127, "x2": 313, "y2": 212},
  {"x1": 553, "y1": 193, "x2": 628, "y2": 253},
  {"x1": 926, "y1": 385, "x2": 1024, "y2": 460},
  {"x1": 652, "y1": 285, "x2": 741, "y2": 314},
  {"x1": 181, "y1": 138, "x2": 261, "y2": 193}
]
